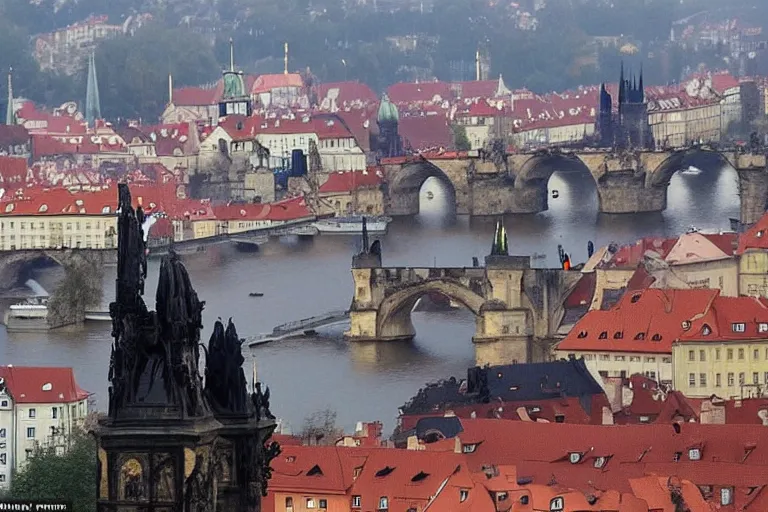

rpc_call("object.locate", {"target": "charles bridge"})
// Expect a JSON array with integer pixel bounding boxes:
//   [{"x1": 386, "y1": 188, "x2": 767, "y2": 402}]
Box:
[
  {"x1": 381, "y1": 146, "x2": 768, "y2": 225},
  {"x1": 344, "y1": 226, "x2": 585, "y2": 366}
]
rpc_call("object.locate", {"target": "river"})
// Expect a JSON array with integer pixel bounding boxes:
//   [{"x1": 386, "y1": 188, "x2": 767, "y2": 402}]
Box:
[{"x1": 0, "y1": 166, "x2": 741, "y2": 434}]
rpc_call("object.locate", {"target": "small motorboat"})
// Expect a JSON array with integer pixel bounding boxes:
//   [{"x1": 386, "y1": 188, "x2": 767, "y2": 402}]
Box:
[
  {"x1": 426, "y1": 191, "x2": 434, "y2": 200},
  {"x1": 552, "y1": 190, "x2": 559, "y2": 199},
  {"x1": 249, "y1": 292, "x2": 264, "y2": 297}
]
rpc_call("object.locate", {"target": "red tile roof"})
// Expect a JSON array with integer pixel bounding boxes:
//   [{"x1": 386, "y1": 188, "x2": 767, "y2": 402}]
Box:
[
  {"x1": 173, "y1": 86, "x2": 219, "y2": 106},
  {"x1": 318, "y1": 170, "x2": 384, "y2": 194},
  {"x1": 598, "y1": 237, "x2": 677, "y2": 269},
  {"x1": 251, "y1": 73, "x2": 304, "y2": 94},
  {"x1": 399, "y1": 115, "x2": 454, "y2": 152},
  {"x1": 30, "y1": 135, "x2": 102, "y2": 160},
  {"x1": 0, "y1": 365, "x2": 89, "y2": 404},
  {"x1": 315, "y1": 81, "x2": 378, "y2": 110},
  {"x1": 0, "y1": 125, "x2": 30, "y2": 147},
  {"x1": 212, "y1": 202, "x2": 270, "y2": 221},
  {"x1": 679, "y1": 294, "x2": 768, "y2": 342},
  {"x1": 270, "y1": 445, "x2": 371, "y2": 494},
  {"x1": 386, "y1": 81, "x2": 452, "y2": 104},
  {"x1": 266, "y1": 196, "x2": 313, "y2": 221},
  {"x1": 0, "y1": 156, "x2": 29, "y2": 188},
  {"x1": 737, "y1": 211, "x2": 768, "y2": 254},
  {"x1": 558, "y1": 289, "x2": 720, "y2": 354}
]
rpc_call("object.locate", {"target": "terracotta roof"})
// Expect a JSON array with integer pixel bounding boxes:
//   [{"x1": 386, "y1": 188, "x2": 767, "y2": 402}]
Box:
[
  {"x1": 0, "y1": 125, "x2": 30, "y2": 147},
  {"x1": 664, "y1": 232, "x2": 732, "y2": 264},
  {"x1": 598, "y1": 237, "x2": 677, "y2": 269},
  {"x1": 679, "y1": 294, "x2": 768, "y2": 342},
  {"x1": 251, "y1": 73, "x2": 304, "y2": 95},
  {"x1": 737, "y1": 211, "x2": 768, "y2": 254},
  {"x1": 0, "y1": 156, "x2": 29, "y2": 188},
  {"x1": 398, "y1": 115, "x2": 454, "y2": 152},
  {"x1": 386, "y1": 81, "x2": 452, "y2": 104},
  {"x1": 266, "y1": 196, "x2": 313, "y2": 221},
  {"x1": 30, "y1": 135, "x2": 101, "y2": 160},
  {"x1": 172, "y1": 86, "x2": 219, "y2": 106},
  {"x1": 318, "y1": 170, "x2": 384, "y2": 193},
  {"x1": 270, "y1": 445, "x2": 370, "y2": 494},
  {"x1": 315, "y1": 81, "x2": 378, "y2": 110},
  {"x1": 212, "y1": 202, "x2": 270, "y2": 221},
  {"x1": 0, "y1": 365, "x2": 89, "y2": 404},
  {"x1": 557, "y1": 289, "x2": 720, "y2": 354}
]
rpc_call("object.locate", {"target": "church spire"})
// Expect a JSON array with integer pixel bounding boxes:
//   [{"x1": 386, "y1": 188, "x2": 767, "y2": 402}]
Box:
[
  {"x1": 639, "y1": 64, "x2": 644, "y2": 102},
  {"x1": 229, "y1": 38, "x2": 235, "y2": 72},
  {"x1": 5, "y1": 67, "x2": 14, "y2": 125},
  {"x1": 85, "y1": 52, "x2": 101, "y2": 128},
  {"x1": 618, "y1": 61, "x2": 625, "y2": 105}
]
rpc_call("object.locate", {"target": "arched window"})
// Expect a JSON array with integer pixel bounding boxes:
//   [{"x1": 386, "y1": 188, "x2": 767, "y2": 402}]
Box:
[{"x1": 379, "y1": 497, "x2": 389, "y2": 510}]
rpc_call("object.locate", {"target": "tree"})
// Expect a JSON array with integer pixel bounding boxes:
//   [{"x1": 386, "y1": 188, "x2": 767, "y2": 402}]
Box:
[
  {"x1": 47, "y1": 257, "x2": 104, "y2": 327},
  {"x1": 6, "y1": 430, "x2": 97, "y2": 512},
  {"x1": 452, "y1": 125, "x2": 471, "y2": 151},
  {"x1": 300, "y1": 408, "x2": 344, "y2": 445}
]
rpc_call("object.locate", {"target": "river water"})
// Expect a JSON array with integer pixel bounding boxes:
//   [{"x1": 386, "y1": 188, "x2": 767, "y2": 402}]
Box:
[{"x1": 0, "y1": 167, "x2": 741, "y2": 433}]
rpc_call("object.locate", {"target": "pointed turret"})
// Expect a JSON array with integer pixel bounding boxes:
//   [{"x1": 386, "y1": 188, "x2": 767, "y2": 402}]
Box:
[
  {"x1": 618, "y1": 61, "x2": 625, "y2": 106},
  {"x1": 361, "y1": 217, "x2": 370, "y2": 253},
  {"x1": 85, "y1": 52, "x2": 101, "y2": 128},
  {"x1": 5, "y1": 67, "x2": 14, "y2": 125},
  {"x1": 639, "y1": 65, "x2": 644, "y2": 102}
]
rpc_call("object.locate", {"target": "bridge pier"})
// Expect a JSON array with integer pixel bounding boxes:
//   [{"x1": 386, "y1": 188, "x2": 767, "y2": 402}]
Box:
[
  {"x1": 737, "y1": 166, "x2": 768, "y2": 226},
  {"x1": 596, "y1": 173, "x2": 667, "y2": 214}
]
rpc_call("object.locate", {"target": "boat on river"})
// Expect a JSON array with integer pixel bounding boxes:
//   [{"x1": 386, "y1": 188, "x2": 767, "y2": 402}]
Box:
[
  {"x1": 314, "y1": 215, "x2": 391, "y2": 234},
  {"x1": 4, "y1": 297, "x2": 49, "y2": 332}
]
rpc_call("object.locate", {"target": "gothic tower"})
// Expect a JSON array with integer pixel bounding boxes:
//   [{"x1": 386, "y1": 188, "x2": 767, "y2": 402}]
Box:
[
  {"x1": 616, "y1": 63, "x2": 652, "y2": 150},
  {"x1": 85, "y1": 52, "x2": 102, "y2": 127}
]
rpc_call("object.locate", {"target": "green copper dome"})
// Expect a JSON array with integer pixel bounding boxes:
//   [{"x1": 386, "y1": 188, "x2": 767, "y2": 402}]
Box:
[{"x1": 377, "y1": 94, "x2": 399, "y2": 123}]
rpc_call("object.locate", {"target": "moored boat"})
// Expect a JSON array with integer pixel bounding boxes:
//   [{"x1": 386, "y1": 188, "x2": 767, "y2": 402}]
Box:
[
  {"x1": 4, "y1": 297, "x2": 49, "y2": 331},
  {"x1": 314, "y1": 215, "x2": 391, "y2": 234}
]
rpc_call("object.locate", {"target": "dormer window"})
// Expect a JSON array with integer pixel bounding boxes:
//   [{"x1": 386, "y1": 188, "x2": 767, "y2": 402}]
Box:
[
  {"x1": 682, "y1": 320, "x2": 691, "y2": 330},
  {"x1": 594, "y1": 456, "x2": 609, "y2": 468},
  {"x1": 569, "y1": 452, "x2": 582, "y2": 464},
  {"x1": 758, "y1": 230, "x2": 765, "y2": 238},
  {"x1": 38, "y1": 204, "x2": 48, "y2": 213},
  {"x1": 721, "y1": 487, "x2": 733, "y2": 505},
  {"x1": 462, "y1": 443, "x2": 478, "y2": 453},
  {"x1": 702, "y1": 324, "x2": 712, "y2": 335},
  {"x1": 577, "y1": 330, "x2": 588, "y2": 338},
  {"x1": 614, "y1": 331, "x2": 623, "y2": 339},
  {"x1": 635, "y1": 332, "x2": 645, "y2": 340},
  {"x1": 75, "y1": 199, "x2": 84, "y2": 206},
  {"x1": 689, "y1": 448, "x2": 701, "y2": 461},
  {"x1": 631, "y1": 293, "x2": 641, "y2": 303},
  {"x1": 673, "y1": 451, "x2": 682, "y2": 462},
  {"x1": 550, "y1": 497, "x2": 565, "y2": 512},
  {"x1": 652, "y1": 334, "x2": 662, "y2": 341},
  {"x1": 102, "y1": 206, "x2": 111, "y2": 214},
  {"x1": 375, "y1": 466, "x2": 395, "y2": 477},
  {"x1": 352, "y1": 496, "x2": 361, "y2": 508},
  {"x1": 459, "y1": 489, "x2": 469, "y2": 502},
  {"x1": 307, "y1": 464, "x2": 323, "y2": 476},
  {"x1": 496, "y1": 492, "x2": 508, "y2": 502},
  {"x1": 411, "y1": 471, "x2": 429, "y2": 482},
  {"x1": 5, "y1": 203, "x2": 14, "y2": 213},
  {"x1": 732, "y1": 323, "x2": 746, "y2": 333},
  {"x1": 759, "y1": 323, "x2": 768, "y2": 333},
  {"x1": 598, "y1": 331, "x2": 608, "y2": 339}
]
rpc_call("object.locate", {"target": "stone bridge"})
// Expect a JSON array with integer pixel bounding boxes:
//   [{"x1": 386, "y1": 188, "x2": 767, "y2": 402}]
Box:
[
  {"x1": 345, "y1": 252, "x2": 583, "y2": 366},
  {"x1": 0, "y1": 248, "x2": 117, "y2": 291},
  {"x1": 381, "y1": 147, "x2": 768, "y2": 224}
]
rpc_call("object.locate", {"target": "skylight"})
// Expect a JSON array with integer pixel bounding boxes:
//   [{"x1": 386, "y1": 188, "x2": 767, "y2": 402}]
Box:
[
  {"x1": 41, "y1": 383, "x2": 52, "y2": 391},
  {"x1": 375, "y1": 466, "x2": 395, "y2": 477},
  {"x1": 411, "y1": 471, "x2": 429, "y2": 482}
]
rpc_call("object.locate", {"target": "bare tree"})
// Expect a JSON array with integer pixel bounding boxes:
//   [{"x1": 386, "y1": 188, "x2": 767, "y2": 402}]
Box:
[{"x1": 300, "y1": 408, "x2": 344, "y2": 446}]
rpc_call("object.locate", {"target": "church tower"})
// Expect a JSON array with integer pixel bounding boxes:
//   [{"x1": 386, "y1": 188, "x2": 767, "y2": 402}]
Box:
[
  {"x1": 376, "y1": 94, "x2": 402, "y2": 158},
  {"x1": 219, "y1": 39, "x2": 252, "y2": 118},
  {"x1": 616, "y1": 63, "x2": 652, "y2": 150},
  {"x1": 85, "y1": 52, "x2": 102, "y2": 127}
]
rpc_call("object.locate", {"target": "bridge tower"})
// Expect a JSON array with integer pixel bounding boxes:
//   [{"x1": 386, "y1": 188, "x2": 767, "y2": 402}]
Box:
[{"x1": 345, "y1": 219, "x2": 582, "y2": 366}]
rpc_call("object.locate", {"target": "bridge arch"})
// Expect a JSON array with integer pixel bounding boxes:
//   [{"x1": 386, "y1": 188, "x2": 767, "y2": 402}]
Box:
[
  {"x1": 387, "y1": 159, "x2": 458, "y2": 215},
  {"x1": 513, "y1": 152, "x2": 599, "y2": 189},
  {"x1": 376, "y1": 278, "x2": 486, "y2": 340},
  {"x1": 649, "y1": 146, "x2": 736, "y2": 188}
]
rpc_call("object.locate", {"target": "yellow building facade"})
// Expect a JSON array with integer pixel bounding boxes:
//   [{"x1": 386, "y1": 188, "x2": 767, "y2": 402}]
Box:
[
  {"x1": 672, "y1": 339, "x2": 768, "y2": 399},
  {"x1": 0, "y1": 214, "x2": 117, "y2": 251},
  {"x1": 739, "y1": 249, "x2": 768, "y2": 297}
]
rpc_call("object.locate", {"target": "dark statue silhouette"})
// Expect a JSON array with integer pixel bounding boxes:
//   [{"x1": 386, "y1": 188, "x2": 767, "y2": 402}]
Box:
[{"x1": 98, "y1": 184, "x2": 280, "y2": 512}]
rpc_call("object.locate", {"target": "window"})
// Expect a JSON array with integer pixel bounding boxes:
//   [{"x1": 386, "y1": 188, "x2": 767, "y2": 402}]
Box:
[
  {"x1": 29, "y1": 408, "x2": 36, "y2": 418},
  {"x1": 0, "y1": 428, "x2": 5, "y2": 438},
  {"x1": 352, "y1": 496, "x2": 361, "y2": 508},
  {"x1": 715, "y1": 349, "x2": 721, "y2": 360},
  {"x1": 635, "y1": 332, "x2": 645, "y2": 340},
  {"x1": 462, "y1": 443, "x2": 478, "y2": 453},
  {"x1": 594, "y1": 456, "x2": 608, "y2": 468},
  {"x1": 652, "y1": 334, "x2": 662, "y2": 341},
  {"x1": 721, "y1": 488, "x2": 733, "y2": 505},
  {"x1": 285, "y1": 497, "x2": 293, "y2": 510},
  {"x1": 716, "y1": 374, "x2": 721, "y2": 387},
  {"x1": 645, "y1": 357, "x2": 656, "y2": 363},
  {"x1": 496, "y1": 492, "x2": 508, "y2": 502},
  {"x1": 663, "y1": 357, "x2": 672, "y2": 363},
  {"x1": 700, "y1": 373, "x2": 707, "y2": 386},
  {"x1": 0, "y1": 400, "x2": 7, "y2": 408},
  {"x1": 0, "y1": 454, "x2": 5, "y2": 465},
  {"x1": 753, "y1": 372, "x2": 759, "y2": 385},
  {"x1": 760, "y1": 323, "x2": 768, "y2": 333},
  {"x1": 755, "y1": 349, "x2": 760, "y2": 360},
  {"x1": 739, "y1": 372, "x2": 745, "y2": 385},
  {"x1": 630, "y1": 356, "x2": 641, "y2": 362},
  {"x1": 614, "y1": 355, "x2": 625, "y2": 361},
  {"x1": 699, "y1": 350, "x2": 706, "y2": 361},
  {"x1": 306, "y1": 498, "x2": 316, "y2": 509},
  {"x1": 598, "y1": 331, "x2": 607, "y2": 339},
  {"x1": 765, "y1": 372, "x2": 768, "y2": 384},
  {"x1": 688, "y1": 350, "x2": 695, "y2": 361},
  {"x1": 319, "y1": 500, "x2": 327, "y2": 509},
  {"x1": 379, "y1": 497, "x2": 389, "y2": 510},
  {"x1": 577, "y1": 331, "x2": 587, "y2": 338},
  {"x1": 52, "y1": 407, "x2": 58, "y2": 419},
  {"x1": 728, "y1": 373, "x2": 735, "y2": 386},
  {"x1": 0, "y1": 475, "x2": 5, "y2": 482},
  {"x1": 689, "y1": 448, "x2": 701, "y2": 460},
  {"x1": 689, "y1": 373, "x2": 696, "y2": 387},
  {"x1": 27, "y1": 427, "x2": 35, "y2": 438},
  {"x1": 733, "y1": 323, "x2": 746, "y2": 332},
  {"x1": 673, "y1": 452, "x2": 682, "y2": 462},
  {"x1": 569, "y1": 452, "x2": 582, "y2": 464},
  {"x1": 600, "y1": 354, "x2": 610, "y2": 361},
  {"x1": 727, "y1": 349, "x2": 734, "y2": 360},
  {"x1": 613, "y1": 331, "x2": 623, "y2": 339},
  {"x1": 739, "y1": 348, "x2": 745, "y2": 360},
  {"x1": 460, "y1": 490, "x2": 469, "y2": 502}
]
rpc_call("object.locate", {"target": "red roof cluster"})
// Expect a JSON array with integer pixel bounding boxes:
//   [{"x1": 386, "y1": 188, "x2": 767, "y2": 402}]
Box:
[
  {"x1": 0, "y1": 365, "x2": 89, "y2": 404},
  {"x1": 318, "y1": 169, "x2": 384, "y2": 194}
]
